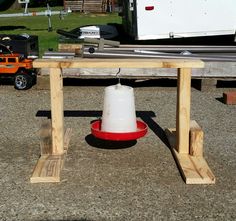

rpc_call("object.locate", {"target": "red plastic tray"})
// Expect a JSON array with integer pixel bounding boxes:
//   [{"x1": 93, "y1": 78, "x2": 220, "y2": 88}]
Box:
[{"x1": 91, "y1": 120, "x2": 148, "y2": 141}]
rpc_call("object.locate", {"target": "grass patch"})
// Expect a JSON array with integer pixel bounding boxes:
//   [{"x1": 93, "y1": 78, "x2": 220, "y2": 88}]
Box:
[{"x1": 0, "y1": 8, "x2": 122, "y2": 56}]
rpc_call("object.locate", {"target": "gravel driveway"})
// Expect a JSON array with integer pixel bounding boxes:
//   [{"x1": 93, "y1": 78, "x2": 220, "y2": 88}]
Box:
[{"x1": 0, "y1": 81, "x2": 235, "y2": 221}]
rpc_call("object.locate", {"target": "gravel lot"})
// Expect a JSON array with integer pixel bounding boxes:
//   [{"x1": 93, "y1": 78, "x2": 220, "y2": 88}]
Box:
[{"x1": 0, "y1": 81, "x2": 235, "y2": 221}]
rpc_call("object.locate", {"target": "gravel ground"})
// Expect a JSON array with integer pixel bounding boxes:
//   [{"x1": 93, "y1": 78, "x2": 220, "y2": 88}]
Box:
[{"x1": 0, "y1": 81, "x2": 235, "y2": 221}]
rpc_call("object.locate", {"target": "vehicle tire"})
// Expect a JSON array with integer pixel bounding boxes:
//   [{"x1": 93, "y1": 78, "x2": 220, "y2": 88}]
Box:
[{"x1": 14, "y1": 74, "x2": 32, "y2": 90}]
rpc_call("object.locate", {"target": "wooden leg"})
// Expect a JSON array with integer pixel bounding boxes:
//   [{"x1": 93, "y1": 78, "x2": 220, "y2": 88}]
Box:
[
  {"x1": 165, "y1": 68, "x2": 215, "y2": 184},
  {"x1": 50, "y1": 68, "x2": 64, "y2": 155},
  {"x1": 30, "y1": 68, "x2": 73, "y2": 183},
  {"x1": 176, "y1": 68, "x2": 191, "y2": 154}
]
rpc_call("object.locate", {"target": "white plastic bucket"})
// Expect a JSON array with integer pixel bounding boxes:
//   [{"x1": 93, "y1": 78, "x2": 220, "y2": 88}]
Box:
[{"x1": 101, "y1": 83, "x2": 137, "y2": 132}]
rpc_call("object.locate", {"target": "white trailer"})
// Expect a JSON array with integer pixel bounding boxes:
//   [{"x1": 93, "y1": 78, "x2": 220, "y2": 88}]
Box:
[{"x1": 123, "y1": 0, "x2": 236, "y2": 40}]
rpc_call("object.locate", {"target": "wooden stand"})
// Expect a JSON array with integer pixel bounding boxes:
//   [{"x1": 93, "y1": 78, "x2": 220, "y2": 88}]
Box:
[
  {"x1": 31, "y1": 58, "x2": 215, "y2": 184},
  {"x1": 165, "y1": 121, "x2": 215, "y2": 184},
  {"x1": 30, "y1": 67, "x2": 73, "y2": 183}
]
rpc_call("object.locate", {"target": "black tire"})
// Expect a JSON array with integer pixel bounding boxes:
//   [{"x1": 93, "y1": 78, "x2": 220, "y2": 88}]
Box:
[{"x1": 14, "y1": 73, "x2": 32, "y2": 90}]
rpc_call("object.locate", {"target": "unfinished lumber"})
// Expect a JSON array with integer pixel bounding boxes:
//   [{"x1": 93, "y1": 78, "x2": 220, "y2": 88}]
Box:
[
  {"x1": 33, "y1": 59, "x2": 204, "y2": 69},
  {"x1": 39, "y1": 120, "x2": 52, "y2": 155},
  {"x1": 30, "y1": 128, "x2": 72, "y2": 183},
  {"x1": 30, "y1": 154, "x2": 63, "y2": 183},
  {"x1": 176, "y1": 68, "x2": 191, "y2": 154},
  {"x1": 190, "y1": 120, "x2": 204, "y2": 157},
  {"x1": 165, "y1": 128, "x2": 215, "y2": 184},
  {"x1": 32, "y1": 58, "x2": 208, "y2": 184},
  {"x1": 50, "y1": 68, "x2": 64, "y2": 155},
  {"x1": 58, "y1": 43, "x2": 83, "y2": 52}
]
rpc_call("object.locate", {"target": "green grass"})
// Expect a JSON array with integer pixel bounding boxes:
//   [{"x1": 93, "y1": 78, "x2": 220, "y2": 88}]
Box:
[{"x1": 0, "y1": 8, "x2": 122, "y2": 56}]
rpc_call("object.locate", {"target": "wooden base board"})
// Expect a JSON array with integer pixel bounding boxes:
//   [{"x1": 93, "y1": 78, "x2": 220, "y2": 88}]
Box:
[
  {"x1": 30, "y1": 128, "x2": 72, "y2": 183},
  {"x1": 165, "y1": 128, "x2": 215, "y2": 184},
  {"x1": 30, "y1": 154, "x2": 64, "y2": 183}
]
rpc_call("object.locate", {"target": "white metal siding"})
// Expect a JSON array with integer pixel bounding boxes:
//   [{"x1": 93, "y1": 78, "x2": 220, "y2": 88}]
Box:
[{"x1": 135, "y1": 0, "x2": 236, "y2": 40}]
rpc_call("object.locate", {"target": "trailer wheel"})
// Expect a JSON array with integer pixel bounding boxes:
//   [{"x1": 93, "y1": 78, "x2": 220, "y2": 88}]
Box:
[{"x1": 14, "y1": 73, "x2": 32, "y2": 90}]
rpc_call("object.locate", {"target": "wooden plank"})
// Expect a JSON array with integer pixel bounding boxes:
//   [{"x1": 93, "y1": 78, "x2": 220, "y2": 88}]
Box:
[
  {"x1": 64, "y1": 0, "x2": 83, "y2": 11},
  {"x1": 176, "y1": 68, "x2": 191, "y2": 154},
  {"x1": 39, "y1": 120, "x2": 52, "y2": 155},
  {"x1": 33, "y1": 58, "x2": 204, "y2": 69},
  {"x1": 30, "y1": 155, "x2": 64, "y2": 183},
  {"x1": 50, "y1": 68, "x2": 64, "y2": 155},
  {"x1": 165, "y1": 128, "x2": 215, "y2": 184},
  {"x1": 31, "y1": 127, "x2": 72, "y2": 183},
  {"x1": 190, "y1": 120, "x2": 204, "y2": 156},
  {"x1": 64, "y1": 128, "x2": 73, "y2": 153},
  {"x1": 174, "y1": 150, "x2": 215, "y2": 184},
  {"x1": 58, "y1": 43, "x2": 82, "y2": 52}
]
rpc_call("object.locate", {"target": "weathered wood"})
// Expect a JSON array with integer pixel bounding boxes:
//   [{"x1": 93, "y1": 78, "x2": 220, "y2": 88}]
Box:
[
  {"x1": 176, "y1": 68, "x2": 191, "y2": 154},
  {"x1": 190, "y1": 120, "x2": 204, "y2": 156},
  {"x1": 83, "y1": 0, "x2": 103, "y2": 12},
  {"x1": 165, "y1": 120, "x2": 204, "y2": 156},
  {"x1": 165, "y1": 128, "x2": 215, "y2": 184},
  {"x1": 64, "y1": 0, "x2": 83, "y2": 11},
  {"x1": 33, "y1": 58, "x2": 204, "y2": 69},
  {"x1": 50, "y1": 68, "x2": 64, "y2": 155}
]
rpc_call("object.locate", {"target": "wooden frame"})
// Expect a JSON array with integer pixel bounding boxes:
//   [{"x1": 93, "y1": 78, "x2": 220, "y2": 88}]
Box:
[{"x1": 31, "y1": 58, "x2": 215, "y2": 184}]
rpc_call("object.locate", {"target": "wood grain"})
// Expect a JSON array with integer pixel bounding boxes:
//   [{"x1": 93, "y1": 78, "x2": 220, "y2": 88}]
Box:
[
  {"x1": 33, "y1": 58, "x2": 204, "y2": 69},
  {"x1": 165, "y1": 128, "x2": 215, "y2": 184},
  {"x1": 176, "y1": 68, "x2": 191, "y2": 154},
  {"x1": 50, "y1": 68, "x2": 64, "y2": 155}
]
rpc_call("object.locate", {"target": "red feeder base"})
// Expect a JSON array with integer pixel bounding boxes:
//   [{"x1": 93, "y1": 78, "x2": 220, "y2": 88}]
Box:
[{"x1": 91, "y1": 120, "x2": 148, "y2": 141}]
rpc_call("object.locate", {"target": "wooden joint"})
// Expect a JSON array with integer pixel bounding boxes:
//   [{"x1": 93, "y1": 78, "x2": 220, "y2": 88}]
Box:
[
  {"x1": 30, "y1": 122, "x2": 73, "y2": 183},
  {"x1": 165, "y1": 121, "x2": 215, "y2": 184}
]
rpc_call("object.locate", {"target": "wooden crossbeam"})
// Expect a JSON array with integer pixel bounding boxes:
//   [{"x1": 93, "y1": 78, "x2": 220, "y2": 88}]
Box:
[{"x1": 33, "y1": 58, "x2": 204, "y2": 69}]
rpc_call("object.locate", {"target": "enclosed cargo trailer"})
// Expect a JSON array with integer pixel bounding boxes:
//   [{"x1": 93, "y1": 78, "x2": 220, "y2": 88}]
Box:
[{"x1": 122, "y1": 0, "x2": 236, "y2": 40}]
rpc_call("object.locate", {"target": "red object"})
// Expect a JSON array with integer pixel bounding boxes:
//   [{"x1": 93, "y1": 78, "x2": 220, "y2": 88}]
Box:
[
  {"x1": 223, "y1": 91, "x2": 236, "y2": 105},
  {"x1": 145, "y1": 6, "x2": 154, "y2": 11},
  {"x1": 91, "y1": 120, "x2": 148, "y2": 141}
]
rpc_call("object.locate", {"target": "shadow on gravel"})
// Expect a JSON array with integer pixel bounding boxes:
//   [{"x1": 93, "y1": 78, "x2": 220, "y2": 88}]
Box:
[
  {"x1": 85, "y1": 134, "x2": 137, "y2": 149},
  {"x1": 215, "y1": 97, "x2": 225, "y2": 104},
  {"x1": 217, "y1": 80, "x2": 236, "y2": 88},
  {"x1": 36, "y1": 110, "x2": 171, "y2": 150},
  {"x1": 62, "y1": 78, "x2": 207, "y2": 91}
]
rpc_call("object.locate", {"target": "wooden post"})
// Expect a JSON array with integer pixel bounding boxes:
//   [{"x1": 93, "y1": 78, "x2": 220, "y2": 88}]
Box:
[
  {"x1": 49, "y1": 68, "x2": 64, "y2": 155},
  {"x1": 176, "y1": 68, "x2": 191, "y2": 154}
]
